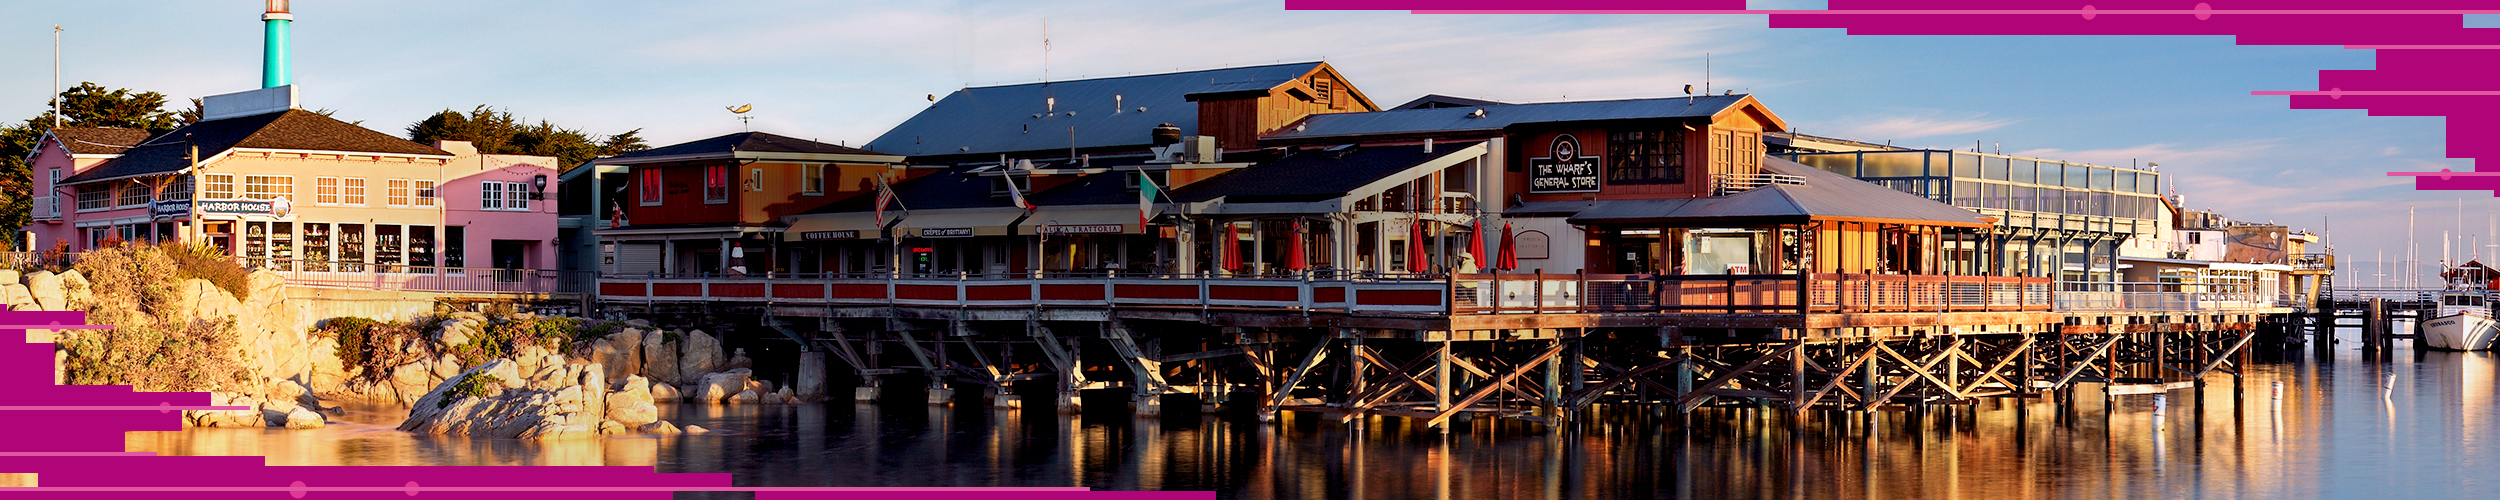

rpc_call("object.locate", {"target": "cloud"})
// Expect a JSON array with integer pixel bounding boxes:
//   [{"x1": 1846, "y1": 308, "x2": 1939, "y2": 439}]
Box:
[
  {"x1": 1823, "y1": 113, "x2": 2017, "y2": 141},
  {"x1": 2007, "y1": 141, "x2": 2275, "y2": 169},
  {"x1": 2384, "y1": 146, "x2": 2403, "y2": 156}
]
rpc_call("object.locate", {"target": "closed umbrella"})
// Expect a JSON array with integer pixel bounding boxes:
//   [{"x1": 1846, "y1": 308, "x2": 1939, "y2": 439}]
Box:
[
  {"x1": 1468, "y1": 217, "x2": 1487, "y2": 271},
  {"x1": 1222, "y1": 222, "x2": 1242, "y2": 272},
  {"x1": 1285, "y1": 219, "x2": 1308, "y2": 271},
  {"x1": 1408, "y1": 219, "x2": 1428, "y2": 273},
  {"x1": 1496, "y1": 222, "x2": 1519, "y2": 271}
]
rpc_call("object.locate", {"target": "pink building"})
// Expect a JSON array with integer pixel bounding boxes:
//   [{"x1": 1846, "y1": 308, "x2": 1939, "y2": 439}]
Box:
[{"x1": 24, "y1": 87, "x2": 559, "y2": 274}]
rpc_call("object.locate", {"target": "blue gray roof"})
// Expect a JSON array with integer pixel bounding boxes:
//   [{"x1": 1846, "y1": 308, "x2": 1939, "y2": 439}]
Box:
[
  {"x1": 865, "y1": 62, "x2": 1326, "y2": 157},
  {"x1": 1266, "y1": 94, "x2": 1758, "y2": 141}
]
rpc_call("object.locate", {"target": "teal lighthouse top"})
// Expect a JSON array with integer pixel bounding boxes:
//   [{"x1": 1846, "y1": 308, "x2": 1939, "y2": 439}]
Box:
[{"x1": 262, "y1": 0, "x2": 292, "y2": 88}]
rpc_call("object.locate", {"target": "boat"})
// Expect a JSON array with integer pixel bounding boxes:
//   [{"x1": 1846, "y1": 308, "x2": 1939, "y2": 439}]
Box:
[{"x1": 2422, "y1": 261, "x2": 2500, "y2": 351}]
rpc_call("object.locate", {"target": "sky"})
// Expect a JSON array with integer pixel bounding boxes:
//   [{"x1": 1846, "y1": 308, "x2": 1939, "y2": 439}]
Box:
[{"x1": 1, "y1": 1, "x2": 2483, "y2": 286}]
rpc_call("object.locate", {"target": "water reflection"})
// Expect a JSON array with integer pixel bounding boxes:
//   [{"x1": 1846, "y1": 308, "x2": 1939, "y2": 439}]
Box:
[{"x1": 128, "y1": 344, "x2": 2500, "y2": 499}]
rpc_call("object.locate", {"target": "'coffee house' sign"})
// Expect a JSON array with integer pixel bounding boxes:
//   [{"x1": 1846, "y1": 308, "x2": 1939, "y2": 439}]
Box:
[{"x1": 1527, "y1": 134, "x2": 1600, "y2": 193}]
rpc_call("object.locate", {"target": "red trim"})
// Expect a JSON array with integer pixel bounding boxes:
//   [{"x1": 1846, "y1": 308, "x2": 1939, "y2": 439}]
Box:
[
  {"x1": 709, "y1": 283, "x2": 765, "y2": 298},
  {"x1": 652, "y1": 283, "x2": 704, "y2": 297},
  {"x1": 1209, "y1": 285, "x2": 1297, "y2": 302},
  {"x1": 599, "y1": 283, "x2": 647, "y2": 296},
  {"x1": 1355, "y1": 289, "x2": 1442, "y2": 306},
  {"x1": 964, "y1": 285, "x2": 1032, "y2": 301},
  {"x1": 831, "y1": 284, "x2": 887, "y2": 299},
  {"x1": 896, "y1": 284, "x2": 957, "y2": 301},
  {"x1": 1115, "y1": 284, "x2": 1199, "y2": 300},
  {"x1": 1040, "y1": 284, "x2": 1105, "y2": 301},
  {"x1": 1313, "y1": 287, "x2": 1346, "y2": 304},
  {"x1": 771, "y1": 283, "x2": 826, "y2": 299}
]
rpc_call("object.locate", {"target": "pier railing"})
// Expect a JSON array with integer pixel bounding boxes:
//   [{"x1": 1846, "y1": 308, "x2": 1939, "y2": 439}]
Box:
[
  {"x1": 2052, "y1": 281, "x2": 2287, "y2": 311},
  {"x1": 253, "y1": 258, "x2": 591, "y2": 296}
]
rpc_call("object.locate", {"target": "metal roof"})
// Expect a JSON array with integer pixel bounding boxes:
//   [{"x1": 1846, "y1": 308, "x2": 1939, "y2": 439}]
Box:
[
  {"x1": 605, "y1": 131, "x2": 889, "y2": 161},
  {"x1": 1567, "y1": 157, "x2": 1991, "y2": 228},
  {"x1": 1265, "y1": 95, "x2": 1757, "y2": 141},
  {"x1": 864, "y1": 62, "x2": 1325, "y2": 157},
  {"x1": 61, "y1": 109, "x2": 451, "y2": 185}
]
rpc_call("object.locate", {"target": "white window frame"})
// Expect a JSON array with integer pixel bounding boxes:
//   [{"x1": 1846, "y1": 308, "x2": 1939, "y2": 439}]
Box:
[
  {"x1": 508, "y1": 181, "x2": 532, "y2": 211},
  {"x1": 747, "y1": 167, "x2": 763, "y2": 192},
  {"x1": 639, "y1": 167, "x2": 662, "y2": 206},
  {"x1": 243, "y1": 175, "x2": 293, "y2": 201},
  {"x1": 803, "y1": 164, "x2": 825, "y2": 195},
  {"x1": 387, "y1": 179, "x2": 412, "y2": 207},
  {"x1": 315, "y1": 177, "x2": 340, "y2": 205},
  {"x1": 704, "y1": 165, "x2": 729, "y2": 204},
  {"x1": 204, "y1": 174, "x2": 236, "y2": 200},
  {"x1": 482, "y1": 181, "x2": 506, "y2": 211},
  {"x1": 414, "y1": 180, "x2": 437, "y2": 207},
  {"x1": 342, "y1": 177, "x2": 366, "y2": 205},
  {"x1": 115, "y1": 181, "x2": 151, "y2": 209}
]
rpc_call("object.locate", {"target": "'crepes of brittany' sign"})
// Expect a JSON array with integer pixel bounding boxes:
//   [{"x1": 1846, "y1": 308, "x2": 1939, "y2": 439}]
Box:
[{"x1": 1527, "y1": 134, "x2": 1600, "y2": 193}]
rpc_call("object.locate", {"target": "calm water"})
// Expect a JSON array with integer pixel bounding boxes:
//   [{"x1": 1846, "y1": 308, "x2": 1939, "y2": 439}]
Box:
[{"x1": 128, "y1": 330, "x2": 2500, "y2": 499}]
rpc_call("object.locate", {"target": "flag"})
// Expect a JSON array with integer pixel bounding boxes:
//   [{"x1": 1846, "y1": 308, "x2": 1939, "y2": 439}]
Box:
[
  {"x1": 609, "y1": 202, "x2": 624, "y2": 229},
  {"x1": 1138, "y1": 172, "x2": 1164, "y2": 227},
  {"x1": 1006, "y1": 163, "x2": 1036, "y2": 211},
  {"x1": 874, "y1": 175, "x2": 902, "y2": 227}
]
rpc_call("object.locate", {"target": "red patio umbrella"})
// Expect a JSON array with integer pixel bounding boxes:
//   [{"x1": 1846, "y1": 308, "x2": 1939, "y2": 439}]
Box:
[
  {"x1": 1222, "y1": 222, "x2": 1242, "y2": 272},
  {"x1": 1285, "y1": 219, "x2": 1308, "y2": 271},
  {"x1": 1467, "y1": 217, "x2": 1486, "y2": 272},
  {"x1": 1408, "y1": 219, "x2": 1428, "y2": 273},
  {"x1": 1495, "y1": 222, "x2": 1519, "y2": 271}
]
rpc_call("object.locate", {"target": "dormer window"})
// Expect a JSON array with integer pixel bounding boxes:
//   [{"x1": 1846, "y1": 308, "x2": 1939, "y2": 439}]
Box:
[
  {"x1": 1311, "y1": 76, "x2": 1335, "y2": 108},
  {"x1": 1125, "y1": 170, "x2": 1170, "y2": 193},
  {"x1": 990, "y1": 175, "x2": 1031, "y2": 197}
]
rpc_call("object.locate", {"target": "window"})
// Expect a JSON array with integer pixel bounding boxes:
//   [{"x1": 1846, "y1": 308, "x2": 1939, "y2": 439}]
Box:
[
  {"x1": 243, "y1": 175, "x2": 292, "y2": 200},
  {"x1": 445, "y1": 226, "x2": 466, "y2": 268},
  {"x1": 315, "y1": 177, "x2": 340, "y2": 205},
  {"x1": 116, "y1": 181, "x2": 151, "y2": 208},
  {"x1": 746, "y1": 167, "x2": 762, "y2": 192},
  {"x1": 387, "y1": 179, "x2": 412, "y2": 206},
  {"x1": 704, "y1": 165, "x2": 729, "y2": 203},
  {"x1": 639, "y1": 168, "x2": 662, "y2": 206},
  {"x1": 481, "y1": 181, "x2": 533, "y2": 211},
  {"x1": 1709, "y1": 131, "x2": 1735, "y2": 178},
  {"x1": 414, "y1": 180, "x2": 437, "y2": 207},
  {"x1": 802, "y1": 164, "x2": 825, "y2": 195},
  {"x1": 76, "y1": 185, "x2": 110, "y2": 211},
  {"x1": 1605, "y1": 130, "x2": 1684, "y2": 185},
  {"x1": 204, "y1": 174, "x2": 235, "y2": 199},
  {"x1": 158, "y1": 176, "x2": 191, "y2": 202},
  {"x1": 341, "y1": 178, "x2": 366, "y2": 205},
  {"x1": 1312, "y1": 76, "x2": 1335, "y2": 108}
]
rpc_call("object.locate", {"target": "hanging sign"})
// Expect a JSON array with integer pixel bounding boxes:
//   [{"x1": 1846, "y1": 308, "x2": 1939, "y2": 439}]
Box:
[
  {"x1": 194, "y1": 197, "x2": 293, "y2": 218},
  {"x1": 1527, "y1": 134, "x2": 1601, "y2": 193},
  {"x1": 800, "y1": 230, "x2": 860, "y2": 241},
  {"x1": 1040, "y1": 224, "x2": 1125, "y2": 235},
  {"x1": 917, "y1": 227, "x2": 976, "y2": 238}
]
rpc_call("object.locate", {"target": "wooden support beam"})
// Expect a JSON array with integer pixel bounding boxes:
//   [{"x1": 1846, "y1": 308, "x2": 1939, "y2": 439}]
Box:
[
  {"x1": 1858, "y1": 341, "x2": 1962, "y2": 409},
  {"x1": 2045, "y1": 334, "x2": 2126, "y2": 389},
  {"x1": 1264, "y1": 338, "x2": 1334, "y2": 416},
  {"x1": 1428, "y1": 343, "x2": 1567, "y2": 428},
  {"x1": 1563, "y1": 355, "x2": 1687, "y2": 408},
  {"x1": 1797, "y1": 345, "x2": 1879, "y2": 409},
  {"x1": 1676, "y1": 344, "x2": 1803, "y2": 413},
  {"x1": 1952, "y1": 337, "x2": 2034, "y2": 395},
  {"x1": 1101, "y1": 320, "x2": 1171, "y2": 394},
  {"x1": 1159, "y1": 347, "x2": 1248, "y2": 363},
  {"x1": 1349, "y1": 346, "x2": 1448, "y2": 410}
]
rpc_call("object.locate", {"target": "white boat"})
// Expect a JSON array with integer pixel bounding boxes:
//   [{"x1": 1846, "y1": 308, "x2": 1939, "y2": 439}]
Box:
[{"x1": 2421, "y1": 291, "x2": 2499, "y2": 351}]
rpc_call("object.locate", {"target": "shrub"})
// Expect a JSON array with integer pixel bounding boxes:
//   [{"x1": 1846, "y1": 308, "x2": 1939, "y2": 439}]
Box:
[
  {"x1": 60, "y1": 318, "x2": 247, "y2": 392},
  {"x1": 321, "y1": 316, "x2": 424, "y2": 384},
  {"x1": 159, "y1": 243, "x2": 251, "y2": 301},
  {"x1": 71, "y1": 245, "x2": 184, "y2": 327},
  {"x1": 439, "y1": 373, "x2": 503, "y2": 409}
]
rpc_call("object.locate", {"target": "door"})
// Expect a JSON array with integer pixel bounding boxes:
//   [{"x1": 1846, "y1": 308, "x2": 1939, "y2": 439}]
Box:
[{"x1": 492, "y1": 240, "x2": 526, "y2": 282}]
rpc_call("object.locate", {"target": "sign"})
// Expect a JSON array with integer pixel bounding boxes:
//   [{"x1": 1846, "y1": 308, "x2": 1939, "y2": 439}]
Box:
[
  {"x1": 149, "y1": 201, "x2": 192, "y2": 220},
  {"x1": 1041, "y1": 224, "x2": 1125, "y2": 235},
  {"x1": 800, "y1": 230, "x2": 860, "y2": 241},
  {"x1": 1527, "y1": 134, "x2": 1600, "y2": 193},
  {"x1": 918, "y1": 227, "x2": 975, "y2": 238},
  {"x1": 194, "y1": 197, "x2": 292, "y2": 218}
]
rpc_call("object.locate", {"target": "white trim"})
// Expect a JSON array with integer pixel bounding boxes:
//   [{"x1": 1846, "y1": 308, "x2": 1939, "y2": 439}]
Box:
[
  {"x1": 231, "y1": 147, "x2": 456, "y2": 161},
  {"x1": 1339, "y1": 143, "x2": 1488, "y2": 201},
  {"x1": 596, "y1": 151, "x2": 905, "y2": 166}
]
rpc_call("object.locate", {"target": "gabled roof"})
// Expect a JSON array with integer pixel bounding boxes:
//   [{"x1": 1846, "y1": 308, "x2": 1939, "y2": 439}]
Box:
[
  {"x1": 1391, "y1": 94, "x2": 1509, "y2": 110},
  {"x1": 865, "y1": 62, "x2": 1335, "y2": 157},
  {"x1": 602, "y1": 131, "x2": 891, "y2": 164},
  {"x1": 43, "y1": 127, "x2": 155, "y2": 156},
  {"x1": 1569, "y1": 156, "x2": 1991, "y2": 228},
  {"x1": 1266, "y1": 94, "x2": 1778, "y2": 142},
  {"x1": 60, "y1": 109, "x2": 450, "y2": 184}
]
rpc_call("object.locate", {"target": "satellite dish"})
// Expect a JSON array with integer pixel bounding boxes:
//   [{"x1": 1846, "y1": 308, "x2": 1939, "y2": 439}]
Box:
[{"x1": 728, "y1": 104, "x2": 753, "y2": 114}]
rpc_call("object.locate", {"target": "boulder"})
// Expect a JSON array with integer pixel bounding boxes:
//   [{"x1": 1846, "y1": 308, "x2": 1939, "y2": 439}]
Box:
[
  {"x1": 640, "y1": 421, "x2": 682, "y2": 434},
  {"x1": 691, "y1": 369, "x2": 753, "y2": 404},
  {"x1": 24, "y1": 271, "x2": 64, "y2": 312},
  {"x1": 604, "y1": 375, "x2": 659, "y2": 427},
  {"x1": 641, "y1": 329, "x2": 679, "y2": 384},
  {"x1": 650, "y1": 382, "x2": 682, "y2": 403},
  {"x1": 185, "y1": 392, "x2": 265, "y2": 428},
  {"x1": 56, "y1": 269, "x2": 89, "y2": 306},
  {"x1": 430, "y1": 354, "x2": 463, "y2": 382},
  {"x1": 1, "y1": 284, "x2": 34, "y2": 312},
  {"x1": 729, "y1": 389, "x2": 760, "y2": 405},
  {"x1": 400, "y1": 359, "x2": 610, "y2": 441},
  {"x1": 435, "y1": 318, "x2": 481, "y2": 349},
  {"x1": 625, "y1": 319, "x2": 655, "y2": 329},
  {"x1": 598, "y1": 420, "x2": 630, "y2": 435},
  {"x1": 52, "y1": 350, "x2": 66, "y2": 385},
  {"x1": 682, "y1": 425, "x2": 709, "y2": 434},
  {"x1": 171, "y1": 279, "x2": 242, "y2": 323},
  {"x1": 390, "y1": 361, "x2": 436, "y2": 405},
  {"x1": 0, "y1": 269, "x2": 16, "y2": 287},
  {"x1": 774, "y1": 387, "x2": 794, "y2": 404},
  {"x1": 677, "y1": 330, "x2": 724, "y2": 385},
  {"x1": 282, "y1": 406, "x2": 326, "y2": 429},
  {"x1": 723, "y1": 348, "x2": 753, "y2": 371}
]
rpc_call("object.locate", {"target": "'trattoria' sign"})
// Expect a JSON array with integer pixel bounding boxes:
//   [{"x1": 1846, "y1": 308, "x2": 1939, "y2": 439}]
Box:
[
  {"x1": 1040, "y1": 224, "x2": 1125, "y2": 235},
  {"x1": 1526, "y1": 134, "x2": 1600, "y2": 193}
]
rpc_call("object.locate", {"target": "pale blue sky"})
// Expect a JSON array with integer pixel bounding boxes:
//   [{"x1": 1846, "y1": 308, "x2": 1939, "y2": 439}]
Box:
[{"x1": 1, "y1": 1, "x2": 2478, "y2": 284}]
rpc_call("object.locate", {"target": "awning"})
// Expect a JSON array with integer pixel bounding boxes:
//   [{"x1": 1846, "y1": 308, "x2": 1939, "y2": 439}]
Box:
[
  {"x1": 1027, "y1": 208, "x2": 1143, "y2": 235},
  {"x1": 893, "y1": 210, "x2": 1022, "y2": 238},
  {"x1": 783, "y1": 213, "x2": 880, "y2": 242}
]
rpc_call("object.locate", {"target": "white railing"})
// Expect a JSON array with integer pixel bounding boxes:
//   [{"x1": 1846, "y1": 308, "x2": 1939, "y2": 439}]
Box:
[
  {"x1": 31, "y1": 196, "x2": 55, "y2": 219},
  {"x1": 1712, "y1": 173, "x2": 1807, "y2": 196}
]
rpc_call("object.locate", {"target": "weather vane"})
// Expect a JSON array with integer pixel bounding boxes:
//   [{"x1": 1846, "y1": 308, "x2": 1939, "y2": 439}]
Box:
[{"x1": 728, "y1": 104, "x2": 753, "y2": 131}]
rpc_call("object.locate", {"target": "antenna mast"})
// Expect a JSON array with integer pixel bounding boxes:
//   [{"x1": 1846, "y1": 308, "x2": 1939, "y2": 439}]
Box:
[
  {"x1": 1042, "y1": 19, "x2": 1051, "y2": 85},
  {"x1": 1704, "y1": 53, "x2": 1710, "y2": 95},
  {"x1": 52, "y1": 25, "x2": 62, "y2": 128}
]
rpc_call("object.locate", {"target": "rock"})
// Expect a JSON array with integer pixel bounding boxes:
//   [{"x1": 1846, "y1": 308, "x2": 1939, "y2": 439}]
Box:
[
  {"x1": 170, "y1": 279, "x2": 241, "y2": 323},
  {"x1": 691, "y1": 369, "x2": 753, "y2": 404},
  {"x1": 650, "y1": 382, "x2": 681, "y2": 403},
  {"x1": 1, "y1": 284, "x2": 34, "y2": 312},
  {"x1": 283, "y1": 406, "x2": 325, "y2": 429},
  {"x1": 430, "y1": 354, "x2": 462, "y2": 382},
  {"x1": 678, "y1": 330, "x2": 724, "y2": 385},
  {"x1": 24, "y1": 271, "x2": 64, "y2": 312},
  {"x1": 598, "y1": 420, "x2": 630, "y2": 435},
  {"x1": 761, "y1": 392, "x2": 784, "y2": 405},
  {"x1": 625, "y1": 319, "x2": 654, "y2": 328},
  {"x1": 774, "y1": 387, "x2": 794, "y2": 404},
  {"x1": 604, "y1": 375, "x2": 659, "y2": 427},
  {"x1": 607, "y1": 328, "x2": 643, "y2": 375},
  {"x1": 723, "y1": 348, "x2": 753, "y2": 371},
  {"x1": 729, "y1": 389, "x2": 760, "y2": 405},
  {"x1": 185, "y1": 392, "x2": 264, "y2": 428},
  {"x1": 682, "y1": 424, "x2": 709, "y2": 434},
  {"x1": 389, "y1": 361, "x2": 436, "y2": 406},
  {"x1": 640, "y1": 421, "x2": 682, "y2": 434},
  {"x1": 401, "y1": 359, "x2": 611, "y2": 440},
  {"x1": 0, "y1": 269, "x2": 17, "y2": 287},
  {"x1": 56, "y1": 269, "x2": 89, "y2": 306},
  {"x1": 435, "y1": 318, "x2": 480, "y2": 349},
  {"x1": 642, "y1": 329, "x2": 679, "y2": 384},
  {"x1": 52, "y1": 350, "x2": 65, "y2": 385}
]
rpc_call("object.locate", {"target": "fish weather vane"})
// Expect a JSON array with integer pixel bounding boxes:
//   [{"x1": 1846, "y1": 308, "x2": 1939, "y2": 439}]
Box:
[{"x1": 727, "y1": 103, "x2": 752, "y2": 131}]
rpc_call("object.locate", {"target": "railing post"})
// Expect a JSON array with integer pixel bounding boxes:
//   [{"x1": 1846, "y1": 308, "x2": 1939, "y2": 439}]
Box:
[
  {"x1": 1533, "y1": 270, "x2": 1545, "y2": 313},
  {"x1": 1576, "y1": 270, "x2": 1588, "y2": 314}
]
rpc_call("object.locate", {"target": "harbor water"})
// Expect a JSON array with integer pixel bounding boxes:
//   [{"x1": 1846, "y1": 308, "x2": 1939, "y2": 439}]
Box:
[{"x1": 128, "y1": 328, "x2": 2500, "y2": 499}]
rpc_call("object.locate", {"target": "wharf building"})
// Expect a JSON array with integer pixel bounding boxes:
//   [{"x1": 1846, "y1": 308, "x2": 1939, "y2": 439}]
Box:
[
  {"x1": 596, "y1": 63, "x2": 2309, "y2": 424},
  {"x1": 24, "y1": 1, "x2": 560, "y2": 284}
]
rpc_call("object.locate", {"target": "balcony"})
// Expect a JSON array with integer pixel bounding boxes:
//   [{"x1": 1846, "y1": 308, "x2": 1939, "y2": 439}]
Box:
[{"x1": 1712, "y1": 173, "x2": 1806, "y2": 196}]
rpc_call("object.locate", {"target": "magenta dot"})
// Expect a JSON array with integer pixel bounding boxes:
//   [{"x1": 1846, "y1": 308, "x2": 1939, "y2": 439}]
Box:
[
  {"x1": 159, "y1": 402, "x2": 173, "y2": 414},
  {"x1": 2081, "y1": 5, "x2": 2097, "y2": 20},
  {"x1": 289, "y1": 480, "x2": 308, "y2": 498},
  {"x1": 404, "y1": 481, "x2": 421, "y2": 496},
  {"x1": 2442, "y1": 169, "x2": 2456, "y2": 180},
  {"x1": 2330, "y1": 87, "x2": 2343, "y2": 100},
  {"x1": 2193, "y1": 3, "x2": 2213, "y2": 20}
]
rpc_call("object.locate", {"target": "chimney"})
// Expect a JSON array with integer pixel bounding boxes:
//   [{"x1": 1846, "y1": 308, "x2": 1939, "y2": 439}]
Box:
[
  {"x1": 262, "y1": 0, "x2": 293, "y2": 89},
  {"x1": 434, "y1": 140, "x2": 478, "y2": 157}
]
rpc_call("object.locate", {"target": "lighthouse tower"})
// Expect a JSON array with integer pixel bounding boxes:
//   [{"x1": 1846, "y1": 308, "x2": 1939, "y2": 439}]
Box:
[{"x1": 262, "y1": 0, "x2": 291, "y2": 88}]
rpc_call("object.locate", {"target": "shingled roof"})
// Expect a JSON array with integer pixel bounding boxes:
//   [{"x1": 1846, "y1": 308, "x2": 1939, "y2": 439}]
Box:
[
  {"x1": 44, "y1": 127, "x2": 155, "y2": 155},
  {"x1": 865, "y1": 62, "x2": 1332, "y2": 157},
  {"x1": 603, "y1": 132, "x2": 887, "y2": 163},
  {"x1": 60, "y1": 109, "x2": 450, "y2": 184}
]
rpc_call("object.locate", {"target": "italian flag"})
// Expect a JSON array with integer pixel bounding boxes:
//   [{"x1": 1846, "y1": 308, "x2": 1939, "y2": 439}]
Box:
[{"x1": 1139, "y1": 172, "x2": 1164, "y2": 227}]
